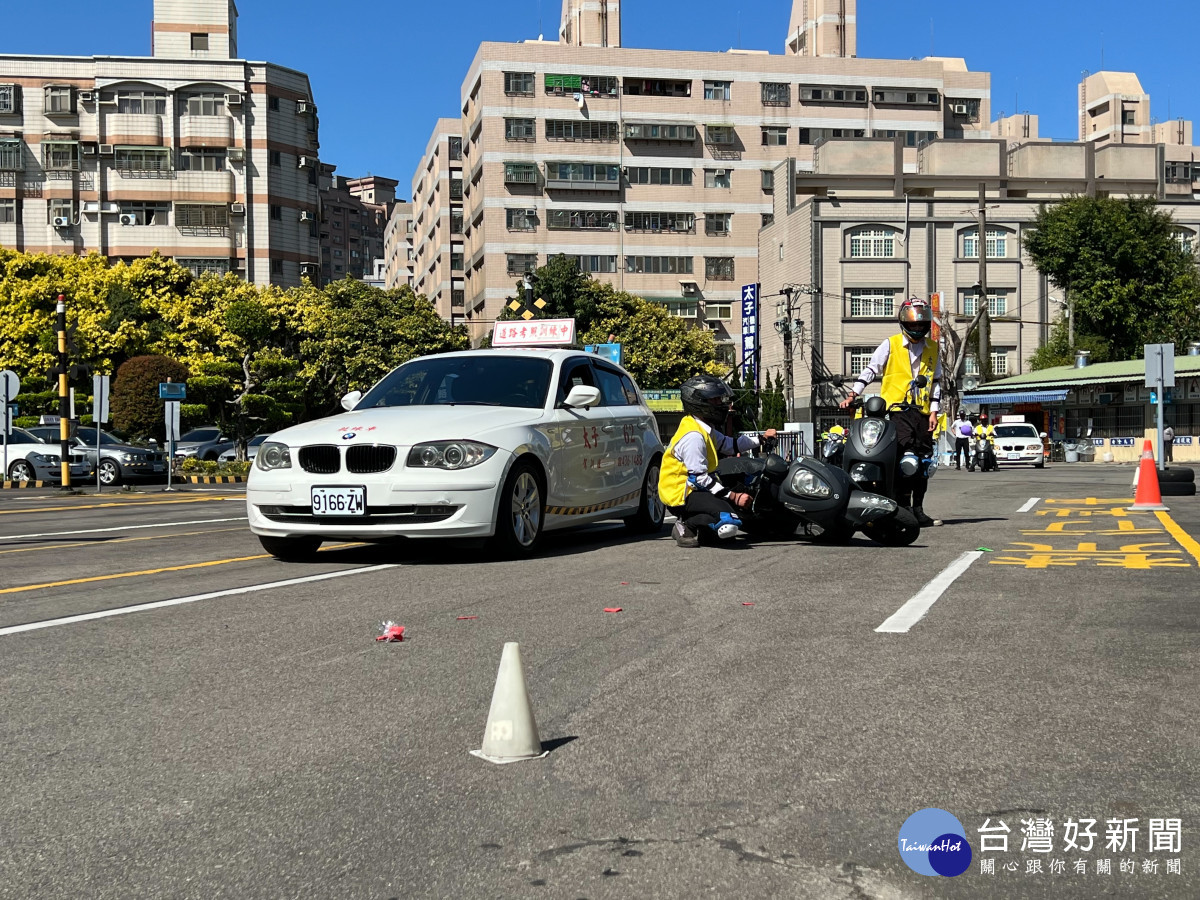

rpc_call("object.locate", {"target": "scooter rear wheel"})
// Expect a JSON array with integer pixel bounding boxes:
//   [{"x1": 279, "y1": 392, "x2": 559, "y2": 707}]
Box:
[{"x1": 866, "y1": 507, "x2": 921, "y2": 546}]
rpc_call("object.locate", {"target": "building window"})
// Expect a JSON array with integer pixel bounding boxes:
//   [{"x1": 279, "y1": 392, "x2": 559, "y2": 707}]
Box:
[
  {"x1": 449, "y1": 210, "x2": 464, "y2": 234},
  {"x1": 1165, "y1": 161, "x2": 1199, "y2": 184},
  {"x1": 624, "y1": 211, "x2": 695, "y2": 233},
  {"x1": 961, "y1": 289, "x2": 1009, "y2": 318},
  {"x1": 505, "y1": 117, "x2": 535, "y2": 141},
  {"x1": 656, "y1": 300, "x2": 698, "y2": 319},
  {"x1": 799, "y1": 128, "x2": 866, "y2": 144},
  {"x1": 176, "y1": 258, "x2": 229, "y2": 277},
  {"x1": 451, "y1": 289, "x2": 465, "y2": 307},
  {"x1": 800, "y1": 86, "x2": 868, "y2": 103},
  {"x1": 503, "y1": 162, "x2": 539, "y2": 184},
  {"x1": 270, "y1": 259, "x2": 284, "y2": 275},
  {"x1": 762, "y1": 213, "x2": 775, "y2": 228},
  {"x1": 705, "y1": 213, "x2": 732, "y2": 236},
  {"x1": 506, "y1": 208, "x2": 538, "y2": 231},
  {"x1": 506, "y1": 253, "x2": 537, "y2": 275},
  {"x1": 546, "y1": 209, "x2": 618, "y2": 231},
  {"x1": 179, "y1": 148, "x2": 226, "y2": 171},
  {"x1": 704, "y1": 125, "x2": 736, "y2": 145},
  {"x1": 847, "y1": 288, "x2": 898, "y2": 318},
  {"x1": 715, "y1": 342, "x2": 736, "y2": 365},
  {"x1": 705, "y1": 257, "x2": 735, "y2": 281},
  {"x1": 623, "y1": 122, "x2": 697, "y2": 141},
  {"x1": 626, "y1": 166, "x2": 692, "y2": 185},
  {"x1": 450, "y1": 252, "x2": 464, "y2": 271},
  {"x1": 847, "y1": 346, "x2": 876, "y2": 375},
  {"x1": 504, "y1": 71, "x2": 535, "y2": 95},
  {"x1": 947, "y1": 98, "x2": 981, "y2": 120},
  {"x1": 574, "y1": 255, "x2": 617, "y2": 273},
  {"x1": 704, "y1": 81, "x2": 731, "y2": 101},
  {"x1": 175, "y1": 204, "x2": 229, "y2": 229},
  {"x1": 624, "y1": 78, "x2": 691, "y2": 97},
  {"x1": 1173, "y1": 228, "x2": 1197, "y2": 254},
  {"x1": 113, "y1": 147, "x2": 170, "y2": 173},
  {"x1": 848, "y1": 226, "x2": 896, "y2": 258},
  {"x1": 761, "y1": 82, "x2": 791, "y2": 106},
  {"x1": 118, "y1": 201, "x2": 169, "y2": 225},
  {"x1": 761, "y1": 169, "x2": 774, "y2": 191},
  {"x1": 448, "y1": 137, "x2": 462, "y2": 160},
  {"x1": 544, "y1": 74, "x2": 619, "y2": 97},
  {"x1": 625, "y1": 255, "x2": 693, "y2": 274},
  {"x1": 872, "y1": 89, "x2": 940, "y2": 106},
  {"x1": 962, "y1": 227, "x2": 1006, "y2": 259},
  {"x1": 761, "y1": 126, "x2": 789, "y2": 146},
  {"x1": 704, "y1": 169, "x2": 732, "y2": 189},
  {"x1": 268, "y1": 95, "x2": 280, "y2": 111},
  {"x1": 183, "y1": 93, "x2": 225, "y2": 117},
  {"x1": 43, "y1": 142, "x2": 79, "y2": 171},
  {"x1": 270, "y1": 204, "x2": 282, "y2": 220},
  {"x1": 0, "y1": 139, "x2": 24, "y2": 171},
  {"x1": 706, "y1": 302, "x2": 732, "y2": 320},
  {"x1": 0, "y1": 198, "x2": 17, "y2": 223},
  {"x1": 1123, "y1": 109, "x2": 1137, "y2": 126},
  {"x1": 48, "y1": 199, "x2": 74, "y2": 224},
  {"x1": 269, "y1": 150, "x2": 282, "y2": 167},
  {"x1": 190, "y1": 33, "x2": 210, "y2": 51},
  {"x1": 44, "y1": 85, "x2": 74, "y2": 115},
  {"x1": 115, "y1": 90, "x2": 167, "y2": 115},
  {"x1": 0, "y1": 83, "x2": 21, "y2": 115},
  {"x1": 544, "y1": 161, "x2": 620, "y2": 185},
  {"x1": 449, "y1": 179, "x2": 463, "y2": 200},
  {"x1": 871, "y1": 129, "x2": 938, "y2": 147},
  {"x1": 545, "y1": 119, "x2": 618, "y2": 141}
]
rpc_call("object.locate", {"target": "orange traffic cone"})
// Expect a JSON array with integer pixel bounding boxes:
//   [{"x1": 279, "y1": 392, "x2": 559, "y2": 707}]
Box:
[{"x1": 1129, "y1": 440, "x2": 1169, "y2": 511}]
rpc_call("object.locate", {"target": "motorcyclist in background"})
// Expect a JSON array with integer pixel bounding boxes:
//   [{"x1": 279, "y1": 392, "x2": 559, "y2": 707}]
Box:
[
  {"x1": 658, "y1": 374, "x2": 777, "y2": 548},
  {"x1": 837, "y1": 297, "x2": 942, "y2": 527}
]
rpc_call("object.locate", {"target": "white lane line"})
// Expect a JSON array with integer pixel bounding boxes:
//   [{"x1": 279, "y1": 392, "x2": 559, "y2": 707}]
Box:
[
  {"x1": 1017, "y1": 497, "x2": 1041, "y2": 513},
  {"x1": 0, "y1": 517, "x2": 248, "y2": 541},
  {"x1": 875, "y1": 551, "x2": 984, "y2": 634},
  {"x1": 0, "y1": 564, "x2": 397, "y2": 637}
]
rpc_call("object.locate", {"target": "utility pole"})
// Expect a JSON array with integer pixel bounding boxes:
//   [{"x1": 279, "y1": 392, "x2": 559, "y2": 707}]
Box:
[
  {"x1": 776, "y1": 286, "x2": 796, "y2": 419},
  {"x1": 55, "y1": 295, "x2": 72, "y2": 489},
  {"x1": 977, "y1": 183, "x2": 991, "y2": 382}
]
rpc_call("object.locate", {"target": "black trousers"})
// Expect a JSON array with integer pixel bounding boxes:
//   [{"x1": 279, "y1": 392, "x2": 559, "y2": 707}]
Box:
[
  {"x1": 670, "y1": 491, "x2": 738, "y2": 530},
  {"x1": 954, "y1": 437, "x2": 970, "y2": 468},
  {"x1": 1166, "y1": 439, "x2": 1174, "y2": 462},
  {"x1": 893, "y1": 408, "x2": 933, "y2": 508}
]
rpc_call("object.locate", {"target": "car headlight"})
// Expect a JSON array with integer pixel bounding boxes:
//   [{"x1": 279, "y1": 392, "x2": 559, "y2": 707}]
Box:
[
  {"x1": 120, "y1": 452, "x2": 137, "y2": 463},
  {"x1": 789, "y1": 467, "x2": 832, "y2": 499},
  {"x1": 407, "y1": 441, "x2": 497, "y2": 470},
  {"x1": 28, "y1": 452, "x2": 56, "y2": 464},
  {"x1": 859, "y1": 418, "x2": 886, "y2": 450},
  {"x1": 255, "y1": 442, "x2": 292, "y2": 471}
]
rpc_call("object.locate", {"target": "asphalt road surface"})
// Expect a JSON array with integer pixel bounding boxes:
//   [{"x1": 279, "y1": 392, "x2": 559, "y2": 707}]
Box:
[{"x1": 1, "y1": 465, "x2": 1197, "y2": 899}]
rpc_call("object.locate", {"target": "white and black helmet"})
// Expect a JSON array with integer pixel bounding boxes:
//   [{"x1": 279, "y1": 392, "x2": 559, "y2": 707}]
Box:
[{"x1": 680, "y1": 374, "x2": 734, "y2": 428}]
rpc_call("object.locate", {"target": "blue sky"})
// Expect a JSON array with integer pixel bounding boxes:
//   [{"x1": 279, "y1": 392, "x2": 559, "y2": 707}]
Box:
[{"x1": 6, "y1": 1, "x2": 1196, "y2": 196}]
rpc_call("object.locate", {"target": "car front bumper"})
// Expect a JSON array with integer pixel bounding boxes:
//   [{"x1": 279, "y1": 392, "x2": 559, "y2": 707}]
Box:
[
  {"x1": 246, "y1": 452, "x2": 513, "y2": 540},
  {"x1": 997, "y1": 448, "x2": 1044, "y2": 464}
]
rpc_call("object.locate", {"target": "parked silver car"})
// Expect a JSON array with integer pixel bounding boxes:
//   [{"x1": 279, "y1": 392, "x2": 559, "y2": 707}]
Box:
[
  {"x1": 173, "y1": 426, "x2": 235, "y2": 461},
  {"x1": 3, "y1": 428, "x2": 93, "y2": 484},
  {"x1": 27, "y1": 426, "x2": 168, "y2": 486},
  {"x1": 218, "y1": 434, "x2": 270, "y2": 463}
]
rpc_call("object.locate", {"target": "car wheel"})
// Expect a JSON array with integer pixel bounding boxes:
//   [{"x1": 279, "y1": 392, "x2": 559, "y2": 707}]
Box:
[
  {"x1": 624, "y1": 455, "x2": 665, "y2": 534},
  {"x1": 1034, "y1": 461, "x2": 1045, "y2": 469},
  {"x1": 493, "y1": 460, "x2": 544, "y2": 557},
  {"x1": 203, "y1": 452, "x2": 219, "y2": 462},
  {"x1": 258, "y1": 535, "x2": 323, "y2": 561},
  {"x1": 98, "y1": 459, "x2": 122, "y2": 486},
  {"x1": 8, "y1": 461, "x2": 35, "y2": 483}
]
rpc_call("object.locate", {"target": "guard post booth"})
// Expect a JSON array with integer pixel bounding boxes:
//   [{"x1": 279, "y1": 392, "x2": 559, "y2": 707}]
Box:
[{"x1": 963, "y1": 350, "x2": 1200, "y2": 463}]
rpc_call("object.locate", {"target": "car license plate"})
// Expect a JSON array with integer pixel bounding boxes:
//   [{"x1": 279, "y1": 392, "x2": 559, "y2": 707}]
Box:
[
  {"x1": 1008, "y1": 452, "x2": 1021, "y2": 460},
  {"x1": 152, "y1": 464, "x2": 164, "y2": 473},
  {"x1": 311, "y1": 486, "x2": 366, "y2": 516}
]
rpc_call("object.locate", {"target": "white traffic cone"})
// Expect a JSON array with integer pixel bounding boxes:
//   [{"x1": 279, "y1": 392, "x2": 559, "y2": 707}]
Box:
[{"x1": 469, "y1": 642, "x2": 549, "y2": 764}]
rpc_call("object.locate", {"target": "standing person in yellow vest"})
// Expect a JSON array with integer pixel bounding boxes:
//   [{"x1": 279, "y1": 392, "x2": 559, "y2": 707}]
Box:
[
  {"x1": 837, "y1": 297, "x2": 943, "y2": 527},
  {"x1": 658, "y1": 375, "x2": 777, "y2": 548}
]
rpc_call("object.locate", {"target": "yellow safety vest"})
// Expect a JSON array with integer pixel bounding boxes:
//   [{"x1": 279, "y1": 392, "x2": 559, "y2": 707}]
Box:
[
  {"x1": 658, "y1": 416, "x2": 719, "y2": 508},
  {"x1": 975, "y1": 424, "x2": 995, "y2": 440},
  {"x1": 879, "y1": 333, "x2": 938, "y2": 415}
]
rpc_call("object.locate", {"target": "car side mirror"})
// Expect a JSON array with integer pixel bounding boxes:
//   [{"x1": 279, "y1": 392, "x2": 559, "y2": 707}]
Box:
[
  {"x1": 563, "y1": 385, "x2": 601, "y2": 409},
  {"x1": 340, "y1": 390, "x2": 362, "y2": 411}
]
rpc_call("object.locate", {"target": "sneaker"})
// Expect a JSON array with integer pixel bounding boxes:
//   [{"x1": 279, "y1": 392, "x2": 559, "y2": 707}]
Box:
[
  {"x1": 711, "y1": 512, "x2": 742, "y2": 540},
  {"x1": 912, "y1": 506, "x2": 937, "y2": 528},
  {"x1": 673, "y1": 520, "x2": 700, "y2": 548}
]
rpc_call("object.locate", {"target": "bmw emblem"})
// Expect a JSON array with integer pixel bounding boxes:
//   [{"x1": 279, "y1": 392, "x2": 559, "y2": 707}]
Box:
[{"x1": 341, "y1": 432, "x2": 357, "y2": 441}]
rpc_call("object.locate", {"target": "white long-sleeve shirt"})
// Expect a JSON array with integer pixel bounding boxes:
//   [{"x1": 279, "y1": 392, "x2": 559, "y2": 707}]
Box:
[
  {"x1": 673, "y1": 420, "x2": 761, "y2": 495},
  {"x1": 851, "y1": 335, "x2": 943, "y2": 412}
]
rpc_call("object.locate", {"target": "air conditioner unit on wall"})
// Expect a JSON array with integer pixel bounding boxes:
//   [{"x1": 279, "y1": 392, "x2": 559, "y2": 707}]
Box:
[
  {"x1": 98, "y1": 144, "x2": 114, "y2": 156},
  {"x1": 299, "y1": 210, "x2": 313, "y2": 222},
  {"x1": 52, "y1": 217, "x2": 70, "y2": 228},
  {"x1": 298, "y1": 156, "x2": 313, "y2": 168},
  {"x1": 297, "y1": 101, "x2": 313, "y2": 114},
  {"x1": 119, "y1": 213, "x2": 138, "y2": 226},
  {"x1": 224, "y1": 92, "x2": 243, "y2": 107},
  {"x1": 80, "y1": 143, "x2": 97, "y2": 156},
  {"x1": 230, "y1": 202, "x2": 246, "y2": 214},
  {"x1": 952, "y1": 103, "x2": 969, "y2": 115},
  {"x1": 78, "y1": 91, "x2": 95, "y2": 102},
  {"x1": 228, "y1": 147, "x2": 245, "y2": 162}
]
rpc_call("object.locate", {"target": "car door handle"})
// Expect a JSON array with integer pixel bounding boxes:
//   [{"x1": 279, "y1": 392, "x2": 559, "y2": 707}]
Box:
[{"x1": 601, "y1": 424, "x2": 616, "y2": 432}]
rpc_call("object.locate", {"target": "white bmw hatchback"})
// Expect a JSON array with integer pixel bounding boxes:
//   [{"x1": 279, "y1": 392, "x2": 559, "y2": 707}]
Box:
[{"x1": 247, "y1": 349, "x2": 666, "y2": 558}]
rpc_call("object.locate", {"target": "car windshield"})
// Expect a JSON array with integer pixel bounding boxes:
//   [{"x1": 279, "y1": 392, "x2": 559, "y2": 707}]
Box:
[
  {"x1": 180, "y1": 428, "x2": 220, "y2": 442},
  {"x1": 249, "y1": 435, "x2": 269, "y2": 447},
  {"x1": 75, "y1": 428, "x2": 123, "y2": 446},
  {"x1": 359, "y1": 355, "x2": 554, "y2": 410},
  {"x1": 995, "y1": 425, "x2": 1039, "y2": 438}
]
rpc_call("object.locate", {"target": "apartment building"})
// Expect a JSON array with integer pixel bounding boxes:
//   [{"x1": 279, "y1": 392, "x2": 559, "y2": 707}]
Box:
[
  {"x1": 317, "y1": 170, "x2": 397, "y2": 283},
  {"x1": 757, "y1": 137, "x2": 1200, "y2": 425},
  {"x1": 0, "y1": 0, "x2": 321, "y2": 287},
  {"x1": 411, "y1": 119, "x2": 465, "y2": 319},
  {"x1": 401, "y1": 0, "x2": 990, "y2": 345},
  {"x1": 383, "y1": 201, "x2": 415, "y2": 290}
]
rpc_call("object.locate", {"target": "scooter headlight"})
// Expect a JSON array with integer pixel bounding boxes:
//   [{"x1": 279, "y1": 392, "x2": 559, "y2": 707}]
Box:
[
  {"x1": 789, "y1": 467, "x2": 832, "y2": 499},
  {"x1": 860, "y1": 418, "x2": 886, "y2": 450},
  {"x1": 900, "y1": 451, "x2": 920, "y2": 477}
]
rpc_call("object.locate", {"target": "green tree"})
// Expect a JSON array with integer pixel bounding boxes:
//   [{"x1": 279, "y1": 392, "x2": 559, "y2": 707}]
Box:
[
  {"x1": 1024, "y1": 196, "x2": 1200, "y2": 360},
  {"x1": 111, "y1": 355, "x2": 190, "y2": 442},
  {"x1": 760, "y1": 371, "x2": 786, "y2": 431}
]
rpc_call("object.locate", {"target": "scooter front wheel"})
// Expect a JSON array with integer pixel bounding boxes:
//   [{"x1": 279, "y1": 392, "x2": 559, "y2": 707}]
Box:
[{"x1": 865, "y1": 507, "x2": 921, "y2": 546}]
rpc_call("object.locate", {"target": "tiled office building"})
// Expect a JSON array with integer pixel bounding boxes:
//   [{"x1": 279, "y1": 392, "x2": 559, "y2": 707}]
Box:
[
  {"x1": 317, "y1": 170, "x2": 397, "y2": 283},
  {"x1": 403, "y1": 0, "x2": 990, "y2": 345},
  {"x1": 0, "y1": 0, "x2": 321, "y2": 286},
  {"x1": 383, "y1": 201, "x2": 415, "y2": 290}
]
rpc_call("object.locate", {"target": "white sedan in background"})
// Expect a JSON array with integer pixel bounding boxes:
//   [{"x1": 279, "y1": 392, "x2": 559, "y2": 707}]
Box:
[
  {"x1": 993, "y1": 421, "x2": 1047, "y2": 468},
  {"x1": 246, "y1": 349, "x2": 666, "y2": 559}
]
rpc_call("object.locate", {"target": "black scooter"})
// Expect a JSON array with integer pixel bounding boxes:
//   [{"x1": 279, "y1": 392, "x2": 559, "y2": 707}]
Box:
[
  {"x1": 715, "y1": 442, "x2": 904, "y2": 545},
  {"x1": 838, "y1": 377, "x2": 929, "y2": 546}
]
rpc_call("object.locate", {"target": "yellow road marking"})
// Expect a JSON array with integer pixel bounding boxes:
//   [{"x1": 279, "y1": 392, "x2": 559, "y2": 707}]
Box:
[
  {"x1": 1155, "y1": 511, "x2": 1200, "y2": 565},
  {"x1": 0, "y1": 496, "x2": 238, "y2": 516},
  {"x1": 0, "y1": 527, "x2": 245, "y2": 556}
]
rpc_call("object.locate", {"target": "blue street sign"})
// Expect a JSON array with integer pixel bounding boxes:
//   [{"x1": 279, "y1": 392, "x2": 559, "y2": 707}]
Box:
[
  {"x1": 159, "y1": 382, "x2": 187, "y2": 400},
  {"x1": 740, "y1": 283, "x2": 759, "y2": 384}
]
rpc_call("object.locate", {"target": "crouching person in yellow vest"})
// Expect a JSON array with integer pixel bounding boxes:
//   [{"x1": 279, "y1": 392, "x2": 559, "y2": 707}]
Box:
[
  {"x1": 658, "y1": 374, "x2": 777, "y2": 548},
  {"x1": 838, "y1": 297, "x2": 943, "y2": 527}
]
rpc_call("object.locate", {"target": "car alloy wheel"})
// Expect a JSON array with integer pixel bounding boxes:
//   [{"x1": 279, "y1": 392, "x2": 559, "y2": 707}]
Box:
[
  {"x1": 99, "y1": 460, "x2": 121, "y2": 486},
  {"x1": 8, "y1": 461, "x2": 34, "y2": 483},
  {"x1": 510, "y1": 469, "x2": 542, "y2": 548},
  {"x1": 625, "y1": 457, "x2": 666, "y2": 534}
]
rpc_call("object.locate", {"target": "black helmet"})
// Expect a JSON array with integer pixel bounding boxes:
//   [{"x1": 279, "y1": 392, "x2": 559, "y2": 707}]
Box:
[
  {"x1": 680, "y1": 374, "x2": 734, "y2": 429},
  {"x1": 898, "y1": 297, "x2": 933, "y2": 342}
]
